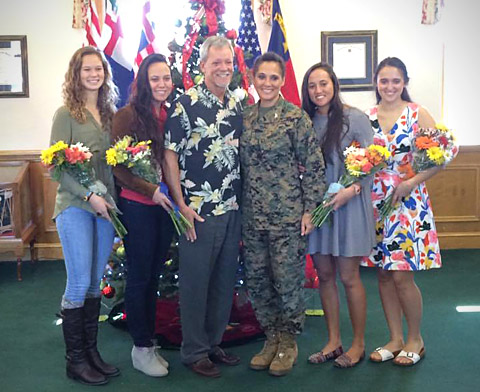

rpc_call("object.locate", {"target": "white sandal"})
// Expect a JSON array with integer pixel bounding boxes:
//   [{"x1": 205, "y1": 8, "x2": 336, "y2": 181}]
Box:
[
  {"x1": 370, "y1": 347, "x2": 401, "y2": 362},
  {"x1": 393, "y1": 347, "x2": 425, "y2": 366}
]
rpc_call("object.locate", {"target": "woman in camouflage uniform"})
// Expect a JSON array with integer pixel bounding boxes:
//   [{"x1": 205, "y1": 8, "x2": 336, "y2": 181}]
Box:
[{"x1": 240, "y1": 52, "x2": 326, "y2": 376}]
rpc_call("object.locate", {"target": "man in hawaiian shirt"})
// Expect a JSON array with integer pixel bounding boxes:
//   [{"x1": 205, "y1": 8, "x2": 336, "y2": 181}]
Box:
[{"x1": 163, "y1": 36, "x2": 243, "y2": 378}]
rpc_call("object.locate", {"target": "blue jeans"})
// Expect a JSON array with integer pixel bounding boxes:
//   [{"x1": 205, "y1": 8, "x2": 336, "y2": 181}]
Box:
[
  {"x1": 119, "y1": 198, "x2": 174, "y2": 347},
  {"x1": 56, "y1": 206, "x2": 115, "y2": 309}
]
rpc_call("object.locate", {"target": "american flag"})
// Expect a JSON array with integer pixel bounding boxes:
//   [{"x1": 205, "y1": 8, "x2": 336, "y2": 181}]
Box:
[{"x1": 237, "y1": 0, "x2": 262, "y2": 69}]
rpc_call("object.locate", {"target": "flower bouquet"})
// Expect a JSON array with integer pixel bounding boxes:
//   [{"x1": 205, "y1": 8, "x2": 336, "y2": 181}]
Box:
[
  {"x1": 41, "y1": 141, "x2": 127, "y2": 238},
  {"x1": 106, "y1": 136, "x2": 192, "y2": 236},
  {"x1": 311, "y1": 143, "x2": 391, "y2": 228},
  {"x1": 379, "y1": 123, "x2": 458, "y2": 220}
]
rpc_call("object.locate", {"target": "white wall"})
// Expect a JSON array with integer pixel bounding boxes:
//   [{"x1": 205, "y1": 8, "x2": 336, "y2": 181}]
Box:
[
  {"x1": 282, "y1": 0, "x2": 480, "y2": 145},
  {"x1": 0, "y1": 0, "x2": 83, "y2": 150},
  {"x1": 0, "y1": 0, "x2": 478, "y2": 149}
]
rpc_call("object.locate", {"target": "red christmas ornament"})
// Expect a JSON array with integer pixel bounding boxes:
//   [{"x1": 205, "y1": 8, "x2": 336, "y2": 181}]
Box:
[
  {"x1": 225, "y1": 29, "x2": 237, "y2": 40},
  {"x1": 102, "y1": 285, "x2": 116, "y2": 299}
]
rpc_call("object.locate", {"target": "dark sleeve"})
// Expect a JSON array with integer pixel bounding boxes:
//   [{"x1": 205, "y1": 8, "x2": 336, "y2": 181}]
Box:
[{"x1": 111, "y1": 106, "x2": 157, "y2": 199}]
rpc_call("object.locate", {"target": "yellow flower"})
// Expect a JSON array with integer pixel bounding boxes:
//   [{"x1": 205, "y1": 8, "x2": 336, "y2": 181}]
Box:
[
  {"x1": 400, "y1": 238, "x2": 414, "y2": 252},
  {"x1": 105, "y1": 148, "x2": 117, "y2": 166},
  {"x1": 212, "y1": 204, "x2": 225, "y2": 216},
  {"x1": 40, "y1": 141, "x2": 68, "y2": 165},
  {"x1": 435, "y1": 123, "x2": 448, "y2": 132},
  {"x1": 189, "y1": 195, "x2": 204, "y2": 211},
  {"x1": 369, "y1": 144, "x2": 391, "y2": 159},
  {"x1": 186, "y1": 88, "x2": 199, "y2": 104},
  {"x1": 40, "y1": 149, "x2": 54, "y2": 165},
  {"x1": 426, "y1": 146, "x2": 445, "y2": 164},
  {"x1": 50, "y1": 141, "x2": 68, "y2": 153},
  {"x1": 228, "y1": 96, "x2": 236, "y2": 110},
  {"x1": 114, "y1": 135, "x2": 132, "y2": 151}
]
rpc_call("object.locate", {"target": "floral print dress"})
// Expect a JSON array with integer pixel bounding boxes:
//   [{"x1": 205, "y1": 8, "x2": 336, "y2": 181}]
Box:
[{"x1": 362, "y1": 103, "x2": 441, "y2": 271}]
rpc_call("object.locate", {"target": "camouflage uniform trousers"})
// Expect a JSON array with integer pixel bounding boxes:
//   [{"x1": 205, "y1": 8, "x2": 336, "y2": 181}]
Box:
[{"x1": 243, "y1": 225, "x2": 306, "y2": 335}]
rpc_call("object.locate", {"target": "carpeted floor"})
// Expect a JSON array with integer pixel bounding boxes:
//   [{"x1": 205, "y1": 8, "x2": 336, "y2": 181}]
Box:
[{"x1": 0, "y1": 249, "x2": 478, "y2": 392}]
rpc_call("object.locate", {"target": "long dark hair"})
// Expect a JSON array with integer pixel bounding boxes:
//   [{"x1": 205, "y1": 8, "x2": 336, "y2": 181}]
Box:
[
  {"x1": 129, "y1": 53, "x2": 170, "y2": 162},
  {"x1": 374, "y1": 57, "x2": 412, "y2": 104},
  {"x1": 301, "y1": 62, "x2": 348, "y2": 160}
]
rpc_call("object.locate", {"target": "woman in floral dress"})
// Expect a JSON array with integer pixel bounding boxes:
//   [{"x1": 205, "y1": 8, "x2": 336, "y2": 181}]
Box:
[{"x1": 363, "y1": 57, "x2": 448, "y2": 366}]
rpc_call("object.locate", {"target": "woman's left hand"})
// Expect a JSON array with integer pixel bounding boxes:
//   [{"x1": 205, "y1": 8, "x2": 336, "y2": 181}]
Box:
[
  {"x1": 325, "y1": 187, "x2": 355, "y2": 211},
  {"x1": 152, "y1": 187, "x2": 174, "y2": 212},
  {"x1": 301, "y1": 213, "x2": 314, "y2": 236},
  {"x1": 391, "y1": 179, "x2": 415, "y2": 205}
]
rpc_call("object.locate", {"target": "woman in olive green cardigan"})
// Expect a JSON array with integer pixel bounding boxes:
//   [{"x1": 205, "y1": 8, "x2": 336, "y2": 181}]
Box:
[{"x1": 50, "y1": 46, "x2": 119, "y2": 386}]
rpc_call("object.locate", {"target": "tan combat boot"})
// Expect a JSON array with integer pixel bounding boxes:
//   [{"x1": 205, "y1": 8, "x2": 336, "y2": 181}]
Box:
[
  {"x1": 249, "y1": 330, "x2": 279, "y2": 370},
  {"x1": 268, "y1": 332, "x2": 298, "y2": 376}
]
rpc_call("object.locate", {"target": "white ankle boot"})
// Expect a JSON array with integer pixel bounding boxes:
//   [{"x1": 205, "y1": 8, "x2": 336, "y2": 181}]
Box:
[
  {"x1": 131, "y1": 346, "x2": 168, "y2": 377},
  {"x1": 153, "y1": 347, "x2": 169, "y2": 369}
]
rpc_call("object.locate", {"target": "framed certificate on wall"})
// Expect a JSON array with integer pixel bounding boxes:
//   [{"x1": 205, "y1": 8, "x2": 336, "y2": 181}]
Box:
[
  {"x1": 0, "y1": 35, "x2": 29, "y2": 98},
  {"x1": 321, "y1": 30, "x2": 377, "y2": 91}
]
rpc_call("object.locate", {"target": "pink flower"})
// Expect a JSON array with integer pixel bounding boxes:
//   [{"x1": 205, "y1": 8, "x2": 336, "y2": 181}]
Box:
[
  {"x1": 399, "y1": 214, "x2": 409, "y2": 226},
  {"x1": 374, "y1": 136, "x2": 385, "y2": 146},
  {"x1": 427, "y1": 230, "x2": 438, "y2": 244},
  {"x1": 361, "y1": 162, "x2": 373, "y2": 173},
  {"x1": 396, "y1": 262, "x2": 410, "y2": 271},
  {"x1": 391, "y1": 251, "x2": 404, "y2": 261}
]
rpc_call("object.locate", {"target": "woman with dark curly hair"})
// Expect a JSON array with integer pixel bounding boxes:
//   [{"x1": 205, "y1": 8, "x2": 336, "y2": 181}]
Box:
[
  {"x1": 111, "y1": 53, "x2": 174, "y2": 377},
  {"x1": 50, "y1": 46, "x2": 119, "y2": 385}
]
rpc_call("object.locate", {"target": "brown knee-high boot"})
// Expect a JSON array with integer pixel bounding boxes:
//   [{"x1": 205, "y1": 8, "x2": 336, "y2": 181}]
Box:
[
  {"x1": 83, "y1": 298, "x2": 120, "y2": 377},
  {"x1": 62, "y1": 307, "x2": 108, "y2": 385}
]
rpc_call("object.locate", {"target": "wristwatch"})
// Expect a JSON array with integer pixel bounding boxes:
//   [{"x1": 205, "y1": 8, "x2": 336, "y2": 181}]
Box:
[{"x1": 83, "y1": 191, "x2": 94, "y2": 202}]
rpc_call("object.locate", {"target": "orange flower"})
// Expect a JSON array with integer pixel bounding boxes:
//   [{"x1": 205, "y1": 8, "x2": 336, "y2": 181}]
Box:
[
  {"x1": 65, "y1": 147, "x2": 88, "y2": 164},
  {"x1": 366, "y1": 150, "x2": 383, "y2": 166},
  {"x1": 361, "y1": 162, "x2": 373, "y2": 173},
  {"x1": 350, "y1": 140, "x2": 361, "y2": 148},
  {"x1": 398, "y1": 163, "x2": 415, "y2": 179},
  {"x1": 415, "y1": 136, "x2": 439, "y2": 150}
]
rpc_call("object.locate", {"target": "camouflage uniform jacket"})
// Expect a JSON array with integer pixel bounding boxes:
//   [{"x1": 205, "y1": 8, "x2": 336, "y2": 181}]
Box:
[{"x1": 240, "y1": 97, "x2": 326, "y2": 230}]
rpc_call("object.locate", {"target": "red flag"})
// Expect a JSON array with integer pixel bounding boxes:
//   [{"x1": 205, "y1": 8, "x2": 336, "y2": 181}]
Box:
[{"x1": 267, "y1": 0, "x2": 300, "y2": 107}]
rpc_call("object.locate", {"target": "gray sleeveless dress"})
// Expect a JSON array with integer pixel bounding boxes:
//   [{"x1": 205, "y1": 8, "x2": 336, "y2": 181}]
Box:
[{"x1": 307, "y1": 107, "x2": 376, "y2": 257}]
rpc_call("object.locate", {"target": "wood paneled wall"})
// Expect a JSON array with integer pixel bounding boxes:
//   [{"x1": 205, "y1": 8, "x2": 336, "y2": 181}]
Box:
[
  {"x1": 426, "y1": 145, "x2": 480, "y2": 249},
  {"x1": 0, "y1": 151, "x2": 62, "y2": 260},
  {"x1": 0, "y1": 146, "x2": 478, "y2": 260}
]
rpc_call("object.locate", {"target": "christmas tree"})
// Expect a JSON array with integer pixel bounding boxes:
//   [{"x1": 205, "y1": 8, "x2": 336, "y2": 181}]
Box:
[
  {"x1": 100, "y1": 1, "x2": 261, "y2": 344},
  {"x1": 167, "y1": 0, "x2": 250, "y2": 99}
]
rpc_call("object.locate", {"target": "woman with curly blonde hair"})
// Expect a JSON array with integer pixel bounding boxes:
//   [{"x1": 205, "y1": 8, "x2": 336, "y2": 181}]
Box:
[{"x1": 50, "y1": 46, "x2": 119, "y2": 385}]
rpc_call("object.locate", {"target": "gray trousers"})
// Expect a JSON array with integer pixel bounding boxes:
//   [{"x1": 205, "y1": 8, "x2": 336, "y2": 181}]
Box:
[{"x1": 178, "y1": 210, "x2": 241, "y2": 364}]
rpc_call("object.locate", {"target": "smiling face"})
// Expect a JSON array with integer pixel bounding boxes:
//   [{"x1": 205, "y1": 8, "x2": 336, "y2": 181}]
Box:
[
  {"x1": 80, "y1": 54, "x2": 105, "y2": 92},
  {"x1": 307, "y1": 68, "x2": 334, "y2": 115},
  {"x1": 200, "y1": 45, "x2": 234, "y2": 99},
  {"x1": 148, "y1": 61, "x2": 172, "y2": 104},
  {"x1": 253, "y1": 61, "x2": 285, "y2": 107},
  {"x1": 376, "y1": 65, "x2": 406, "y2": 104}
]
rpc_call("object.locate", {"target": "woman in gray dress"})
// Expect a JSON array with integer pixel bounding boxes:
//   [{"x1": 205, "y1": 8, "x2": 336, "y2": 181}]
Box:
[{"x1": 301, "y1": 63, "x2": 375, "y2": 368}]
